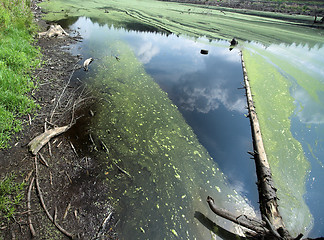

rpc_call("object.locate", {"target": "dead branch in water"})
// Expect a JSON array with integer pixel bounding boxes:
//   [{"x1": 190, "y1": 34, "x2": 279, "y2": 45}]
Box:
[
  {"x1": 206, "y1": 196, "x2": 266, "y2": 234},
  {"x1": 206, "y1": 51, "x2": 299, "y2": 239}
]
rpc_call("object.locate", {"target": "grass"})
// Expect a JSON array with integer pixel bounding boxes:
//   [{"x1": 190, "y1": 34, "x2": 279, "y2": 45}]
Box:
[
  {"x1": 0, "y1": 174, "x2": 25, "y2": 224},
  {"x1": 0, "y1": 0, "x2": 41, "y2": 149}
]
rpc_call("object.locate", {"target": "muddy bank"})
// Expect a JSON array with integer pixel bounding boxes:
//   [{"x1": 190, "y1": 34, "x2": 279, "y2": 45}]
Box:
[{"x1": 0, "y1": 1, "x2": 117, "y2": 239}]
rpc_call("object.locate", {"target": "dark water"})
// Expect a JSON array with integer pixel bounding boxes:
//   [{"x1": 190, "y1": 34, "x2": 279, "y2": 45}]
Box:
[
  {"x1": 63, "y1": 17, "x2": 260, "y2": 239},
  {"x1": 68, "y1": 16, "x2": 258, "y2": 207}
]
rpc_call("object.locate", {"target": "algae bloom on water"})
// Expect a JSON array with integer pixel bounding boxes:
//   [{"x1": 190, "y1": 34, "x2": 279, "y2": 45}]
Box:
[{"x1": 84, "y1": 40, "x2": 256, "y2": 239}]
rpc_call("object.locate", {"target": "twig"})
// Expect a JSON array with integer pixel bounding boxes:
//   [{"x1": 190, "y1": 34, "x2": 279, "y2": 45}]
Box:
[
  {"x1": 100, "y1": 139, "x2": 131, "y2": 178},
  {"x1": 113, "y1": 161, "x2": 132, "y2": 179},
  {"x1": 34, "y1": 157, "x2": 74, "y2": 239},
  {"x1": 50, "y1": 61, "x2": 78, "y2": 122},
  {"x1": 50, "y1": 172, "x2": 53, "y2": 186},
  {"x1": 38, "y1": 153, "x2": 49, "y2": 167},
  {"x1": 89, "y1": 134, "x2": 97, "y2": 151},
  {"x1": 96, "y1": 211, "x2": 113, "y2": 239},
  {"x1": 27, "y1": 177, "x2": 36, "y2": 238},
  {"x1": 25, "y1": 170, "x2": 34, "y2": 182},
  {"x1": 48, "y1": 141, "x2": 52, "y2": 156},
  {"x1": 206, "y1": 196, "x2": 266, "y2": 234},
  {"x1": 100, "y1": 139, "x2": 109, "y2": 154},
  {"x1": 28, "y1": 114, "x2": 32, "y2": 125},
  {"x1": 63, "y1": 202, "x2": 71, "y2": 220},
  {"x1": 65, "y1": 171, "x2": 72, "y2": 184},
  {"x1": 53, "y1": 206, "x2": 74, "y2": 239},
  {"x1": 69, "y1": 141, "x2": 78, "y2": 157}
]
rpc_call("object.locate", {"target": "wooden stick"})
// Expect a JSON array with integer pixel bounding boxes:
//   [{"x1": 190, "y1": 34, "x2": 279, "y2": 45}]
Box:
[
  {"x1": 28, "y1": 125, "x2": 71, "y2": 155},
  {"x1": 27, "y1": 177, "x2": 36, "y2": 238},
  {"x1": 207, "y1": 196, "x2": 266, "y2": 234},
  {"x1": 34, "y1": 157, "x2": 74, "y2": 239},
  {"x1": 48, "y1": 141, "x2": 52, "y2": 156},
  {"x1": 38, "y1": 153, "x2": 49, "y2": 167},
  {"x1": 96, "y1": 211, "x2": 113, "y2": 239},
  {"x1": 63, "y1": 202, "x2": 71, "y2": 220},
  {"x1": 89, "y1": 134, "x2": 97, "y2": 151},
  {"x1": 69, "y1": 141, "x2": 78, "y2": 157}
]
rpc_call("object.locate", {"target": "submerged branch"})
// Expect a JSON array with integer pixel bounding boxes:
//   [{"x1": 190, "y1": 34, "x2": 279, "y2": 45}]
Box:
[{"x1": 207, "y1": 196, "x2": 267, "y2": 234}]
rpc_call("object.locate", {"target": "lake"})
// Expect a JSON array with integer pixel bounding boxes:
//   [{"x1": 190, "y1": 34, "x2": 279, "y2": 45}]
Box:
[{"x1": 52, "y1": 10, "x2": 324, "y2": 239}]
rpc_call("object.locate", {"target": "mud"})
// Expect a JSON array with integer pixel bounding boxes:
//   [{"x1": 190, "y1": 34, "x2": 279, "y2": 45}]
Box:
[{"x1": 0, "y1": 1, "x2": 117, "y2": 239}]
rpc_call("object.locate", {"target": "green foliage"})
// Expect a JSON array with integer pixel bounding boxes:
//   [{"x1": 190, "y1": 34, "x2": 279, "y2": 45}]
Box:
[
  {"x1": 0, "y1": 174, "x2": 25, "y2": 223},
  {"x1": 0, "y1": 0, "x2": 41, "y2": 149}
]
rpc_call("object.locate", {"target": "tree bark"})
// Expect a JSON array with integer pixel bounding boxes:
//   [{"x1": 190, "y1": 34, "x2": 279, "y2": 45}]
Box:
[{"x1": 240, "y1": 52, "x2": 288, "y2": 236}]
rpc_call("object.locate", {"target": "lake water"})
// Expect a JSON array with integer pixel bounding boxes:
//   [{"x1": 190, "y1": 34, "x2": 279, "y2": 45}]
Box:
[
  {"x1": 60, "y1": 16, "x2": 323, "y2": 239},
  {"x1": 62, "y1": 17, "x2": 258, "y2": 239}
]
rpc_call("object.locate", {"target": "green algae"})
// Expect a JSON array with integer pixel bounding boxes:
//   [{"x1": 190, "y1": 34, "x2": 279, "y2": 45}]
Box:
[
  {"x1": 242, "y1": 47, "x2": 313, "y2": 235},
  {"x1": 86, "y1": 40, "x2": 255, "y2": 239},
  {"x1": 40, "y1": 0, "x2": 324, "y2": 46}
]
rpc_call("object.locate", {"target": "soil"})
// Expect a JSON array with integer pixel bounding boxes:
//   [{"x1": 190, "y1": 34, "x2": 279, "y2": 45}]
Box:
[{"x1": 0, "y1": 1, "x2": 118, "y2": 239}]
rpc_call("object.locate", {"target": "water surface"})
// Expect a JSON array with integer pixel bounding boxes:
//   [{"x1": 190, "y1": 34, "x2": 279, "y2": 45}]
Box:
[{"x1": 65, "y1": 17, "x2": 257, "y2": 239}]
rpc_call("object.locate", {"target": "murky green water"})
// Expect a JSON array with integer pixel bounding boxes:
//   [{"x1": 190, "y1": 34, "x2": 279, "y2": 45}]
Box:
[
  {"x1": 64, "y1": 17, "x2": 256, "y2": 239},
  {"x1": 40, "y1": 0, "x2": 324, "y2": 238}
]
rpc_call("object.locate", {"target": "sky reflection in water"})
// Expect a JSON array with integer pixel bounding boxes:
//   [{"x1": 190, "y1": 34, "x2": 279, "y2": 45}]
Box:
[
  {"x1": 121, "y1": 27, "x2": 259, "y2": 206},
  {"x1": 66, "y1": 17, "x2": 324, "y2": 238},
  {"x1": 67, "y1": 17, "x2": 258, "y2": 239}
]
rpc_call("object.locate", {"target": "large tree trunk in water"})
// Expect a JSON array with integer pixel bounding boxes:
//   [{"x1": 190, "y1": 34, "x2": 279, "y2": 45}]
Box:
[
  {"x1": 240, "y1": 52, "x2": 289, "y2": 237},
  {"x1": 206, "y1": 51, "x2": 297, "y2": 239}
]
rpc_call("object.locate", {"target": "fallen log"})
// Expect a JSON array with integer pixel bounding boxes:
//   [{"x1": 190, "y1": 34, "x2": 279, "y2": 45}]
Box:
[
  {"x1": 240, "y1": 51, "x2": 287, "y2": 234},
  {"x1": 206, "y1": 51, "x2": 294, "y2": 239},
  {"x1": 38, "y1": 24, "x2": 69, "y2": 38},
  {"x1": 28, "y1": 125, "x2": 71, "y2": 155}
]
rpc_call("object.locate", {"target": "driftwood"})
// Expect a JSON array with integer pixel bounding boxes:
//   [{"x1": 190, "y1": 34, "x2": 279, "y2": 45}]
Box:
[
  {"x1": 28, "y1": 125, "x2": 71, "y2": 155},
  {"x1": 38, "y1": 24, "x2": 69, "y2": 38},
  {"x1": 206, "y1": 51, "x2": 299, "y2": 239}
]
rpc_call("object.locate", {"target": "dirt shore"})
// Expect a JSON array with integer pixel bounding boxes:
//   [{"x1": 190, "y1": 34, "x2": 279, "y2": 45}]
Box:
[{"x1": 0, "y1": 1, "x2": 118, "y2": 239}]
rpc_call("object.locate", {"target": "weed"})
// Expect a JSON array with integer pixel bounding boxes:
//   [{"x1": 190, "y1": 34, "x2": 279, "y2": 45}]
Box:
[
  {"x1": 0, "y1": 174, "x2": 25, "y2": 224},
  {"x1": 0, "y1": 0, "x2": 41, "y2": 148}
]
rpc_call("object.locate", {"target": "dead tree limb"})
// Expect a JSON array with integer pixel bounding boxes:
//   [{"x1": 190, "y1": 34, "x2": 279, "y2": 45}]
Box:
[
  {"x1": 207, "y1": 51, "x2": 294, "y2": 239},
  {"x1": 34, "y1": 157, "x2": 74, "y2": 239},
  {"x1": 207, "y1": 196, "x2": 267, "y2": 234},
  {"x1": 28, "y1": 125, "x2": 71, "y2": 155},
  {"x1": 27, "y1": 176, "x2": 36, "y2": 238},
  {"x1": 240, "y1": 51, "x2": 287, "y2": 235}
]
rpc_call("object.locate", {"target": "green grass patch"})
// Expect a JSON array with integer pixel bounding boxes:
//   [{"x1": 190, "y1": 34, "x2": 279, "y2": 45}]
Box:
[
  {"x1": 0, "y1": 174, "x2": 25, "y2": 223},
  {"x1": 0, "y1": 0, "x2": 41, "y2": 149}
]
